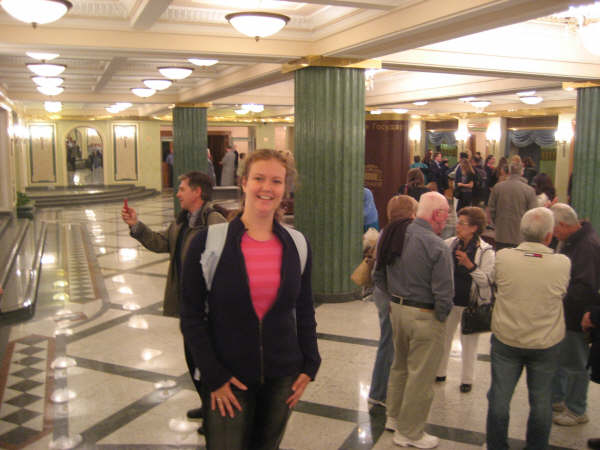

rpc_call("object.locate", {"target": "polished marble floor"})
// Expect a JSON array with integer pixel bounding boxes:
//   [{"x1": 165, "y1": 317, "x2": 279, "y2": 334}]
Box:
[{"x1": 0, "y1": 193, "x2": 598, "y2": 449}]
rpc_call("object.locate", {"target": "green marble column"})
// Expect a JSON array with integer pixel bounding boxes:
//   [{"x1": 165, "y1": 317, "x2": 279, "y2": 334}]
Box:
[
  {"x1": 572, "y1": 87, "x2": 600, "y2": 229},
  {"x1": 172, "y1": 106, "x2": 208, "y2": 212},
  {"x1": 294, "y1": 66, "x2": 365, "y2": 301}
]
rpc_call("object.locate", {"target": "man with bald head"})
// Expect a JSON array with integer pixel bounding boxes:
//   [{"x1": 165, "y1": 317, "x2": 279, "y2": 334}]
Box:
[{"x1": 374, "y1": 191, "x2": 453, "y2": 448}]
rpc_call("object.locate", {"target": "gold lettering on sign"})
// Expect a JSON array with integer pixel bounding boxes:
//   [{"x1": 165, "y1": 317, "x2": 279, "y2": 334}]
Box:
[{"x1": 365, "y1": 164, "x2": 384, "y2": 188}]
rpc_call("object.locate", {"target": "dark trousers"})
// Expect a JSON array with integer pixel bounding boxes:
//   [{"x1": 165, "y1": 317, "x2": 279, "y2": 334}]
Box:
[{"x1": 201, "y1": 376, "x2": 295, "y2": 450}]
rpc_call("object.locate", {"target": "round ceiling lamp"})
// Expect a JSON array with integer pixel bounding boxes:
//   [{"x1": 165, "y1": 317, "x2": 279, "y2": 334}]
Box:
[
  {"x1": 131, "y1": 87, "x2": 156, "y2": 98},
  {"x1": 393, "y1": 108, "x2": 408, "y2": 114},
  {"x1": 26, "y1": 51, "x2": 59, "y2": 61},
  {"x1": 225, "y1": 12, "x2": 290, "y2": 41},
  {"x1": 1, "y1": 0, "x2": 72, "y2": 27},
  {"x1": 188, "y1": 58, "x2": 218, "y2": 67},
  {"x1": 37, "y1": 85, "x2": 63, "y2": 96},
  {"x1": 157, "y1": 67, "x2": 193, "y2": 80},
  {"x1": 44, "y1": 101, "x2": 62, "y2": 113},
  {"x1": 470, "y1": 100, "x2": 491, "y2": 109},
  {"x1": 413, "y1": 101, "x2": 428, "y2": 106},
  {"x1": 32, "y1": 76, "x2": 63, "y2": 87},
  {"x1": 27, "y1": 63, "x2": 66, "y2": 77},
  {"x1": 520, "y1": 96, "x2": 543, "y2": 105},
  {"x1": 143, "y1": 79, "x2": 172, "y2": 90},
  {"x1": 241, "y1": 103, "x2": 264, "y2": 113}
]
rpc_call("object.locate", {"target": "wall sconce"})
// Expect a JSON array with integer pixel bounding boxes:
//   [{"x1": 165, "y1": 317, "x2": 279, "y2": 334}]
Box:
[
  {"x1": 555, "y1": 125, "x2": 574, "y2": 158},
  {"x1": 455, "y1": 124, "x2": 470, "y2": 152},
  {"x1": 486, "y1": 122, "x2": 501, "y2": 154},
  {"x1": 8, "y1": 124, "x2": 30, "y2": 141},
  {"x1": 30, "y1": 124, "x2": 53, "y2": 140}
]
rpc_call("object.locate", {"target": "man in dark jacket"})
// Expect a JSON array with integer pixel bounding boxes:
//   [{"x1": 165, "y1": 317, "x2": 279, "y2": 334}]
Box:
[
  {"x1": 121, "y1": 171, "x2": 225, "y2": 424},
  {"x1": 550, "y1": 203, "x2": 600, "y2": 426},
  {"x1": 582, "y1": 306, "x2": 600, "y2": 449}
]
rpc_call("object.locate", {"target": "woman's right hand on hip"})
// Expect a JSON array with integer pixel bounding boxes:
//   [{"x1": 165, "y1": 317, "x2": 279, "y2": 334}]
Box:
[{"x1": 211, "y1": 377, "x2": 248, "y2": 418}]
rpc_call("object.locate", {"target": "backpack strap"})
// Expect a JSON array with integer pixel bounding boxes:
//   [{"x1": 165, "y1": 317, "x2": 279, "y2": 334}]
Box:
[
  {"x1": 282, "y1": 225, "x2": 307, "y2": 275},
  {"x1": 200, "y1": 222, "x2": 229, "y2": 291},
  {"x1": 200, "y1": 223, "x2": 307, "y2": 291}
]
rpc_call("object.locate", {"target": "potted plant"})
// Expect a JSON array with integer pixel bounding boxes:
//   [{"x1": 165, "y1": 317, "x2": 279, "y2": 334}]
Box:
[{"x1": 16, "y1": 191, "x2": 35, "y2": 218}]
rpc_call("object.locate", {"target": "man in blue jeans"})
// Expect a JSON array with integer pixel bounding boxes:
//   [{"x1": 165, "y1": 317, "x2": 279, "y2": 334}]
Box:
[
  {"x1": 487, "y1": 207, "x2": 571, "y2": 450},
  {"x1": 550, "y1": 203, "x2": 600, "y2": 426}
]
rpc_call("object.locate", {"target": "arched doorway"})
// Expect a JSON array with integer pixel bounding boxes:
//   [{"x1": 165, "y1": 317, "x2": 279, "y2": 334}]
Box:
[{"x1": 66, "y1": 127, "x2": 103, "y2": 185}]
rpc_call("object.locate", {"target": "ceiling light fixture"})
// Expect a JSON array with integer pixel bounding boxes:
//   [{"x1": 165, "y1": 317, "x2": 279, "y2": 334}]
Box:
[
  {"x1": 143, "y1": 79, "x2": 172, "y2": 91},
  {"x1": 158, "y1": 67, "x2": 193, "y2": 80},
  {"x1": 44, "y1": 101, "x2": 61, "y2": 112},
  {"x1": 458, "y1": 96, "x2": 476, "y2": 102},
  {"x1": 27, "y1": 63, "x2": 66, "y2": 77},
  {"x1": 517, "y1": 90, "x2": 536, "y2": 97},
  {"x1": 188, "y1": 58, "x2": 218, "y2": 67},
  {"x1": 235, "y1": 109, "x2": 249, "y2": 115},
  {"x1": 1, "y1": 0, "x2": 72, "y2": 27},
  {"x1": 131, "y1": 88, "x2": 156, "y2": 98},
  {"x1": 370, "y1": 110, "x2": 382, "y2": 115},
  {"x1": 393, "y1": 108, "x2": 408, "y2": 114},
  {"x1": 470, "y1": 100, "x2": 491, "y2": 109},
  {"x1": 520, "y1": 96, "x2": 543, "y2": 105},
  {"x1": 413, "y1": 101, "x2": 428, "y2": 106},
  {"x1": 241, "y1": 103, "x2": 264, "y2": 113},
  {"x1": 225, "y1": 11, "x2": 290, "y2": 41},
  {"x1": 37, "y1": 85, "x2": 63, "y2": 96},
  {"x1": 31, "y1": 76, "x2": 63, "y2": 87},
  {"x1": 26, "y1": 51, "x2": 59, "y2": 61}
]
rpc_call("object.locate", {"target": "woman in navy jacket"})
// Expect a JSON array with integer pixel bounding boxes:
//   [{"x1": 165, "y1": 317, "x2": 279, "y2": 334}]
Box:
[{"x1": 181, "y1": 149, "x2": 320, "y2": 450}]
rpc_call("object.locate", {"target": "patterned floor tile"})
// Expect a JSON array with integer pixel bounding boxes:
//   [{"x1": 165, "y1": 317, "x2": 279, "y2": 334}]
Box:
[
  {"x1": 11, "y1": 367, "x2": 44, "y2": 379},
  {"x1": 4, "y1": 392, "x2": 42, "y2": 408},
  {"x1": 1, "y1": 408, "x2": 41, "y2": 425},
  {"x1": 8, "y1": 379, "x2": 43, "y2": 392},
  {"x1": 0, "y1": 425, "x2": 39, "y2": 446}
]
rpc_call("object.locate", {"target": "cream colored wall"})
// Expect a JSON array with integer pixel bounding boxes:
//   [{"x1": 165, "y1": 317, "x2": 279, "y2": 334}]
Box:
[
  {"x1": 25, "y1": 119, "x2": 161, "y2": 190},
  {"x1": 256, "y1": 124, "x2": 276, "y2": 149}
]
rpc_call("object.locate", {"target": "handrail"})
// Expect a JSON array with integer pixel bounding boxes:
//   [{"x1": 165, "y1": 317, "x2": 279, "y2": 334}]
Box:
[
  {"x1": 0, "y1": 221, "x2": 30, "y2": 289},
  {"x1": 21, "y1": 222, "x2": 48, "y2": 313},
  {"x1": 0, "y1": 214, "x2": 12, "y2": 240}
]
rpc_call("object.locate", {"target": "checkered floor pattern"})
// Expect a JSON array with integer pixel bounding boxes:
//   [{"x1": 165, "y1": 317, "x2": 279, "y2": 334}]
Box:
[{"x1": 0, "y1": 335, "x2": 53, "y2": 448}]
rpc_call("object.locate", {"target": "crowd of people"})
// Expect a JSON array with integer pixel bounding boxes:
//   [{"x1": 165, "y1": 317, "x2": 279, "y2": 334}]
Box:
[
  {"x1": 118, "y1": 147, "x2": 598, "y2": 449},
  {"x1": 366, "y1": 154, "x2": 599, "y2": 449}
]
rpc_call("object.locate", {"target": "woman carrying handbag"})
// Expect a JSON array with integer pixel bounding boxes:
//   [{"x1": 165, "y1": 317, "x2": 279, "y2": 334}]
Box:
[{"x1": 436, "y1": 206, "x2": 495, "y2": 393}]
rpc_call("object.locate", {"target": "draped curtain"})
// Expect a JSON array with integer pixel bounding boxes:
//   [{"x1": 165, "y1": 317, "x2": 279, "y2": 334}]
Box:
[
  {"x1": 507, "y1": 129, "x2": 556, "y2": 148},
  {"x1": 427, "y1": 131, "x2": 456, "y2": 147}
]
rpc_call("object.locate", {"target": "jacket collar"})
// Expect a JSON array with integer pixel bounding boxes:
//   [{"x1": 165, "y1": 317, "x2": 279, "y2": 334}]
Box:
[
  {"x1": 515, "y1": 241, "x2": 554, "y2": 254},
  {"x1": 565, "y1": 221, "x2": 592, "y2": 248}
]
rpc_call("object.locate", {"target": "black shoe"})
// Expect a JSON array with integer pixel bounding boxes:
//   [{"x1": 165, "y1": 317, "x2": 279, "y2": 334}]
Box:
[
  {"x1": 197, "y1": 425, "x2": 205, "y2": 435},
  {"x1": 589, "y1": 438, "x2": 600, "y2": 449},
  {"x1": 460, "y1": 384, "x2": 472, "y2": 393},
  {"x1": 187, "y1": 407, "x2": 203, "y2": 420},
  {"x1": 435, "y1": 376, "x2": 446, "y2": 382}
]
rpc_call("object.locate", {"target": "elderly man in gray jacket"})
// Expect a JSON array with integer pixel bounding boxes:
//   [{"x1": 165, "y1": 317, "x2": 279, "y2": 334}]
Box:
[
  {"x1": 375, "y1": 191, "x2": 453, "y2": 449},
  {"x1": 488, "y1": 156, "x2": 537, "y2": 250}
]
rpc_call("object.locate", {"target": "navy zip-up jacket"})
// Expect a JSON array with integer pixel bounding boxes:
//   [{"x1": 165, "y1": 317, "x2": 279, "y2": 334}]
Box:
[{"x1": 180, "y1": 216, "x2": 321, "y2": 391}]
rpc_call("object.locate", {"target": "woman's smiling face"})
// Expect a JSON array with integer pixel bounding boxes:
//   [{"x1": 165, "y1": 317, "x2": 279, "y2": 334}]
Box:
[{"x1": 242, "y1": 158, "x2": 286, "y2": 217}]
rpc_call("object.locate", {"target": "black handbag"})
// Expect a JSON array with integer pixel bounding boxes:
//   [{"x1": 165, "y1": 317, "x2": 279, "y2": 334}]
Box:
[
  {"x1": 461, "y1": 301, "x2": 493, "y2": 334},
  {"x1": 461, "y1": 271, "x2": 495, "y2": 335}
]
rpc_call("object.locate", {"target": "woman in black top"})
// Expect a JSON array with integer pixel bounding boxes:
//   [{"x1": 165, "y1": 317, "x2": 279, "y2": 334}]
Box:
[
  {"x1": 456, "y1": 159, "x2": 474, "y2": 210},
  {"x1": 398, "y1": 168, "x2": 430, "y2": 201}
]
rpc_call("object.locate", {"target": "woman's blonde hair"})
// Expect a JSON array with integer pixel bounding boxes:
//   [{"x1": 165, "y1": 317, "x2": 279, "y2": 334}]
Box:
[
  {"x1": 239, "y1": 149, "x2": 298, "y2": 221},
  {"x1": 241, "y1": 149, "x2": 297, "y2": 196}
]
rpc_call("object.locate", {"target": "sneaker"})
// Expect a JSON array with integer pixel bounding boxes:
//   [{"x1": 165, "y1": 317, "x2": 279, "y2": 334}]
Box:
[
  {"x1": 385, "y1": 416, "x2": 398, "y2": 431},
  {"x1": 368, "y1": 397, "x2": 386, "y2": 408},
  {"x1": 435, "y1": 376, "x2": 446, "y2": 383},
  {"x1": 552, "y1": 402, "x2": 566, "y2": 413},
  {"x1": 393, "y1": 431, "x2": 439, "y2": 448},
  {"x1": 552, "y1": 409, "x2": 589, "y2": 426}
]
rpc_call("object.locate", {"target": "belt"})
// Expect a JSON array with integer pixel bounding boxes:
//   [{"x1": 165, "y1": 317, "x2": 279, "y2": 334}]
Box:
[{"x1": 390, "y1": 296, "x2": 434, "y2": 310}]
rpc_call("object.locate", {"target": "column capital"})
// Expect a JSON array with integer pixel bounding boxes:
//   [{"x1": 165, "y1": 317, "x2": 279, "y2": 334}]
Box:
[
  {"x1": 174, "y1": 102, "x2": 212, "y2": 108},
  {"x1": 282, "y1": 55, "x2": 381, "y2": 73},
  {"x1": 563, "y1": 81, "x2": 600, "y2": 90}
]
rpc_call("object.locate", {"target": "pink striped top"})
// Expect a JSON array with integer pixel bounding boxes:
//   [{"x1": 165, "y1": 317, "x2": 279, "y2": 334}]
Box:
[{"x1": 241, "y1": 232, "x2": 283, "y2": 320}]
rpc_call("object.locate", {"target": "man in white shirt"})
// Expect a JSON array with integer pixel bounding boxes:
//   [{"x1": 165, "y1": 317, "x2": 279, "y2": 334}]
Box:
[{"x1": 486, "y1": 207, "x2": 571, "y2": 450}]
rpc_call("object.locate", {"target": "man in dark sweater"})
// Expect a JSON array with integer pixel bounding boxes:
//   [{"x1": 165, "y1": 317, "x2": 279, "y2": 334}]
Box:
[{"x1": 550, "y1": 203, "x2": 600, "y2": 426}]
